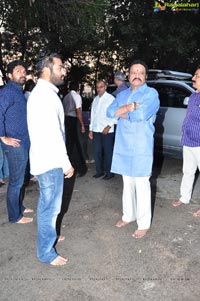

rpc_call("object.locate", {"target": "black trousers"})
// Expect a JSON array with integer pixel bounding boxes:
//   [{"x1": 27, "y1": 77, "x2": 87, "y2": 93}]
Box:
[
  {"x1": 19, "y1": 159, "x2": 31, "y2": 207},
  {"x1": 56, "y1": 171, "x2": 76, "y2": 236},
  {"x1": 56, "y1": 117, "x2": 87, "y2": 237},
  {"x1": 65, "y1": 116, "x2": 87, "y2": 174}
]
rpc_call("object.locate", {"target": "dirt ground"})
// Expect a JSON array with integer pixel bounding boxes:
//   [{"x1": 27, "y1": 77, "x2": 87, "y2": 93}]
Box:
[{"x1": 0, "y1": 156, "x2": 200, "y2": 301}]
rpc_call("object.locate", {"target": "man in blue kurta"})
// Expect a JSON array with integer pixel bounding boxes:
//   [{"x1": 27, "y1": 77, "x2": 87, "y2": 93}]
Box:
[{"x1": 107, "y1": 60, "x2": 159, "y2": 238}]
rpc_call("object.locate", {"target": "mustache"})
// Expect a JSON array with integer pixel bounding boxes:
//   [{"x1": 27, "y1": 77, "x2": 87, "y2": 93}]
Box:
[{"x1": 132, "y1": 77, "x2": 142, "y2": 82}]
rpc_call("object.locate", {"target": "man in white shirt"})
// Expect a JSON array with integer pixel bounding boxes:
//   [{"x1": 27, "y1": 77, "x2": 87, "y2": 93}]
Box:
[
  {"x1": 63, "y1": 81, "x2": 87, "y2": 177},
  {"x1": 89, "y1": 80, "x2": 116, "y2": 180},
  {"x1": 27, "y1": 53, "x2": 74, "y2": 266}
]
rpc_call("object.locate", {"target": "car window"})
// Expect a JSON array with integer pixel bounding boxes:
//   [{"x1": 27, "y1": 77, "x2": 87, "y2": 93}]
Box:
[
  {"x1": 148, "y1": 83, "x2": 191, "y2": 108},
  {"x1": 107, "y1": 85, "x2": 116, "y2": 95}
]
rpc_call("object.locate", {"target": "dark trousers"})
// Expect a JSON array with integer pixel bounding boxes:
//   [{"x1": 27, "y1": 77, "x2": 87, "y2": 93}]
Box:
[
  {"x1": 65, "y1": 116, "x2": 87, "y2": 174},
  {"x1": 77, "y1": 124, "x2": 89, "y2": 161},
  {"x1": 93, "y1": 132, "x2": 114, "y2": 177},
  {"x1": 55, "y1": 117, "x2": 85, "y2": 239},
  {"x1": 56, "y1": 173, "x2": 76, "y2": 236},
  {"x1": 20, "y1": 159, "x2": 31, "y2": 204}
]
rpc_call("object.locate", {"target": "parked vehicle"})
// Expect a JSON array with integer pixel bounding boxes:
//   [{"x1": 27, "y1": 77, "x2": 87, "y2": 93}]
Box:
[{"x1": 147, "y1": 70, "x2": 195, "y2": 158}]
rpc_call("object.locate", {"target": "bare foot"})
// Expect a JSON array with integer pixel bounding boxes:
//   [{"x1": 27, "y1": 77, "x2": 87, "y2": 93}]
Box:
[
  {"x1": 24, "y1": 208, "x2": 34, "y2": 213},
  {"x1": 115, "y1": 220, "x2": 130, "y2": 228},
  {"x1": 132, "y1": 229, "x2": 148, "y2": 239},
  {"x1": 58, "y1": 235, "x2": 65, "y2": 242},
  {"x1": 50, "y1": 255, "x2": 69, "y2": 266},
  {"x1": 193, "y1": 209, "x2": 200, "y2": 217},
  {"x1": 172, "y1": 200, "x2": 183, "y2": 207},
  {"x1": 16, "y1": 216, "x2": 33, "y2": 224}
]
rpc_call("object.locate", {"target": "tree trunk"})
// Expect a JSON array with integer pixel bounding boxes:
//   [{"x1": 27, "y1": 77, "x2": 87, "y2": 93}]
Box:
[{"x1": 0, "y1": 33, "x2": 7, "y2": 84}]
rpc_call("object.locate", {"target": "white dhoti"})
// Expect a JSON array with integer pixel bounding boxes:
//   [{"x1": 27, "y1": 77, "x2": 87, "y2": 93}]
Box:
[{"x1": 122, "y1": 175, "x2": 151, "y2": 230}]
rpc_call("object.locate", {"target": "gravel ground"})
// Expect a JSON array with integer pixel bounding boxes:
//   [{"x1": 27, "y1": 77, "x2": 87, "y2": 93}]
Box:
[{"x1": 0, "y1": 156, "x2": 200, "y2": 301}]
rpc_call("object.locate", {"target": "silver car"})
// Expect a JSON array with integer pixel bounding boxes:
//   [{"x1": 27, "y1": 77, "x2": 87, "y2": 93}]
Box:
[{"x1": 147, "y1": 70, "x2": 195, "y2": 158}]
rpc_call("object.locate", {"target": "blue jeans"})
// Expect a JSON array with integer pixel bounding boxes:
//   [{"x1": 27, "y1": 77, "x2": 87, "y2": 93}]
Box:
[
  {"x1": 0, "y1": 143, "x2": 9, "y2": 179},
  {"x1": 1, "y1": 142, "x2": 28, "y2": 222},
  {"x1": 36, "y1": 168, "x2": 64, "y2": 263},
  {"x1": 2, "y1": 155, "x2": 9, "y2": 178},
  {"x1": 0, "y1": 144, "x2": 3, "y2": 179},
  {"x1": 93, "y1": 132, "x2": 114, "y2": 176}
]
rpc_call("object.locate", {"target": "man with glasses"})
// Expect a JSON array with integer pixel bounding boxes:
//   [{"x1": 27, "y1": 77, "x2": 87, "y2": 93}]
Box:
[
  {"x1": 63, "y1": 81, "x2": 87, "y2": 177},
  {"x1": 27, "y1": 53, "x2": 74, "y2": 265},
  {"x1": 89, "y1": 80, "x2": 116, "y2": 180}
]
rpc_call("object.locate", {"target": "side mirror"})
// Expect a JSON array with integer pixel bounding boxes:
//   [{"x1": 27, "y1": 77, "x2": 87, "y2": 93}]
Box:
[{"x1": 183, "y1": 97, "x2": 189, "y2": 106}]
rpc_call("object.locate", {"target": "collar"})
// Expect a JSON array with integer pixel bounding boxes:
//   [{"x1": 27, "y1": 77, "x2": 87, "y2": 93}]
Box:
[
  {"x1": 37, "y1": 78, "x2": 59, "y2": 94},
  {"x1": 8, "y1": 80, "x2": 23, "y2": 91},
  {"x1": 129, "y1": 82, "x2": 147, "y2": 93},
  {"x1": 98, "y1": 91, "x2": 107, "y2": 99}
]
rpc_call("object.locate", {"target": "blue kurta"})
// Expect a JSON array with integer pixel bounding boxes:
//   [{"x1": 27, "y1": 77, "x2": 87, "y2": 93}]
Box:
[{"x1": 107, "y1": 83, "x2": 159, "y2": 177}]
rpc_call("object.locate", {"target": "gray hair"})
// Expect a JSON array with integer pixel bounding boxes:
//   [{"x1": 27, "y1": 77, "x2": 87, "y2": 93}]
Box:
[{"x1": 114, "y1": 71, "x2": 126, "y2": 81}]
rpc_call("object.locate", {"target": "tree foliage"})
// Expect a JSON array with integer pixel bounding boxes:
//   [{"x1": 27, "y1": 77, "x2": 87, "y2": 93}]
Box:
[
  {"x1": 107, "y1": 0, "x2": 200, "y2": 73},
  {"x1": 0, "y1": 0, "x2": 199, "y2": 85}
]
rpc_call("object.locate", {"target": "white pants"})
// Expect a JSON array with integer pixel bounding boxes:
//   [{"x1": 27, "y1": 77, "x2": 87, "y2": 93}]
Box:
[
  {"x1": 122, "y1": 175, "x2": 151, "y2": 230},
  {"x1": 180, "y1": 146, "x2": 200, "y2": 204}
]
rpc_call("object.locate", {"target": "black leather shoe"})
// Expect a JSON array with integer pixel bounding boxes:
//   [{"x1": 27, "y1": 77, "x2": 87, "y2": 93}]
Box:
[
  {"x1": 102, "y1": 174, "x2": 114, "y2": 180},
  {"x1": 77, "y1": 166, "x2": 88, "y2": 177},
  {"x1": 93, "y1": 173, "x2": 104, "y2": 178}
]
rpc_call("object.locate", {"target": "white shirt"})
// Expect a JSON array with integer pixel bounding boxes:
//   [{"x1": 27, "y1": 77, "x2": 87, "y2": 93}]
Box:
[
  {"x1": 27, "y1": 79, "x2": 72, "y2": 175},
  {"x1": 89, "y1": 91, "x2": 116, "y2": 133},
  {"x1": 63, "y1": 90, "x2": 82, "y2": 117},
  {"x1": 71, "y1": 90, "x2": 82, "y2": 109}
]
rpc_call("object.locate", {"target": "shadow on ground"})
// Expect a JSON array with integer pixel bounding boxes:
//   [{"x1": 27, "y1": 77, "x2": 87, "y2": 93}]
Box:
[{"x1": 0, "y1": 157, "x2": 200, "y2": 301}]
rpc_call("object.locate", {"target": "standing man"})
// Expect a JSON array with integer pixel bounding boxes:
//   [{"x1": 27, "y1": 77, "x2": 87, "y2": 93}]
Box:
[
  {"x1": 63, "y1": 81, "x2": 87, "y2": 177},
  {"x1": 107, "y1": 60, "x2": 159, "y2": 238},
  {"x1": 27, "y1": 53, "x2": 74, "y2": 266},
  {"x1": 113, "y1": 71, "x2": 128, "y2": 97},
  {"x1": 172, "y1": 66, "x2": 200, "y2": 217},
  {"x1": 89, "y1": 80, "x2": 116, "y2": 180},
  {"x1": 0, "y1": 60, "x2": 33, "y2": 224}
]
